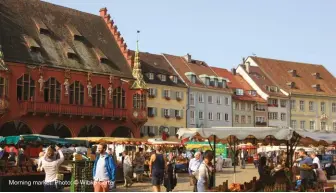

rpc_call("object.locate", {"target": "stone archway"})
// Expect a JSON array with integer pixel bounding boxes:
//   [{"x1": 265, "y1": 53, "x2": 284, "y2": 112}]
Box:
[
  {"x1": 0, "y1": 121, "x2": 33, "y2": 136},
  {"x1": 78, "y1": 124, "x2": 105, "y2": 137},
  {"x1": 41, "y1": 123, "x2": 72, "y2": 138},
  {"x1": 111, "y1": 126, "x2": 133, "y2": 138}
]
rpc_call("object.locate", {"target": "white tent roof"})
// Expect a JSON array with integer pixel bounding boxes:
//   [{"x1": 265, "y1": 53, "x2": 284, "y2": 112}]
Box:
[
  {"x1": 177, "y1": 127, "x2": 293, "y2": 140},
  {"x1": 147, "y1": 138, "x2": 180, "y2": 145},
  {"x1": 294, "y1": 129, "x2": 336, "y2": 144}
]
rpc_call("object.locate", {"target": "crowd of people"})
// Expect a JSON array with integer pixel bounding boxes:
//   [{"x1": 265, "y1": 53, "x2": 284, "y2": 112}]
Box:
[{"x1": 255, "y1": 148, "x2": 327, "y2": 191}]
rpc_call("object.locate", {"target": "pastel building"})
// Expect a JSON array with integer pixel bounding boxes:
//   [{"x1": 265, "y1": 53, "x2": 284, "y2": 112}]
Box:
[
  {"x1": 212, "y1": 67, "x2": 267, "y2": 127},
  {"x1": 237, "y1": 58, "x2": 290, "y2": 128},
  {"x1": 248, "y1": 57, "x2": 336, "y2": 131},
  {"x1": 135, "y1": 51, "x2": 187, "y2": 137},
  {"x1": 163, "y1": 54, "x2": 232, "y2": 128}
]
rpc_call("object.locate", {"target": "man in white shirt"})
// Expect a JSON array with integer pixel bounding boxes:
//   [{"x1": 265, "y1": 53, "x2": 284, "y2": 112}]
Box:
[
  {"x1": 310, "y1": 152, "x2": 321, "y2": 169},
  {"x1": 188, "y1": 152, "x2": 202, "y2": 192}
]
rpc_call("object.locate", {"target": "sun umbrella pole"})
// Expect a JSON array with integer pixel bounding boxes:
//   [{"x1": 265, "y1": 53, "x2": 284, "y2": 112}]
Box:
[{"x1": 213, "y1": 135, "x2": 216, "y2": 188}]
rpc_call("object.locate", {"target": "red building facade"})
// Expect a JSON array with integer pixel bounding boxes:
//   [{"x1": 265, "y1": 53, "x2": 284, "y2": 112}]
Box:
[{"x1": 0, "y1": 0, "x2": 147, "y2": 138}]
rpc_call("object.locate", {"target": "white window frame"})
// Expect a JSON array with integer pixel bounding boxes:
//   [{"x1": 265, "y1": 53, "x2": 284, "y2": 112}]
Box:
[
  {"x1": 310, "y1": 121, "x2": 315, "y2": 130},
  {"x1": 149, "y1": 88, "x2": 155, "y2": 96},
  {"x1": 247, "y1": 103, "x2": 251, "y2": 111},
  {"x1": 208, "y1": 95, "x2": 213, "y2": 104},
  {"x1": 241, "y1": 103, "x2": 246, "y2": 111},
  {"x1": 164, "y1": 109, "x2": 170, "y2": 117},
  {"x1": 214, "y1": 79, "x2": 218, "y2": 87},
  {"x1": 290, "y1": 100, "x2": 296, "y2": 110},
  {"x1": 299, "y1": 100, "x2": 305, "y2": 111},
  {"x1": 281, "y1": 113, "x2": 286, "y2": 121},
  {"x1": 236, "y1": 89, "x2": 244, "y2": 96},
  {"x1": 198, "y1": 94, "x2": 204, "y2": 103},
  {"x1": 235, "y1": 102, "x2": 239, "y2": 110},
  {"x1": 216, "y1": 112, "x2": 222, "y2": 121},
  {"x1": 291, "y1": 120, "x2": 297, "y2": 129},
  {"x1": 172, "y1": 76, "x2": 178, "y2": 83},
  {"x1": 208, "y1": 112, "x2": 213, "y2": 121},
  {"x1": 176, "y1": 91, "x2": 182, "y2": 99},
  {"x1": 256, "y1": 104, "x2": 266, "y2": 111},
  {"x1": 191, "y1": 75, "x2": 196, "y2": 83},
  {"x1": 309, "y1": 101, "x2": 314, "y2": 112},
  {"x1": 333, "y1": 122, "x2": 336, "y2": 131},
  {"x1": 225, "y1": 113, "x2": 229, "y2": 121},
  {"x1": 225, "y1": 97, "x2": 229, "y2": 105},
  {"x1": 199, "y1": 111, "x2": 204, "y2": 120},
  {"x1": 190, "y1": 93, "x2": 195, "y2": 106},
  {"x1": 164, "y1": 89, "x2": 170, "y2": 98},
  {"x1": 148, "y1": 73, "x2": 154, "y2": 80},
  {"x1": 300, "y1": 121, "x2": 305, "y2": 129},
  {"x1": 217, "y1": 96, "x2": 222, "y2": 105},
  {"x1": 321, "y1": 121, "x2": 326, "y2": 131},
  {"x1": 280, "y1": 100, "x2": 286, "y2": 108},
  {"x1": 268, "y1": 112, "x2": 278, "y2": 120},
  {"x1": 321, "y1": 102, "x2": 325, "y2": 113},
  {"x1": 161, "y1": 74, "x2": 166, "y2": 82},
  {"x1": 205, "y1": 78, "x2": 210, "y2": 86},
  {"x1": 332, "y1": 103, "x2": 336, "y2": 113},
  {"x1": 190, "y1": 111, "x2": 195, "y2": 124}
]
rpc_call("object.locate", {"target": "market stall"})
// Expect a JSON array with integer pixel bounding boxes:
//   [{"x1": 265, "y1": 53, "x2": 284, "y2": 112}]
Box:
[
  {"x1": 0, "y1": 134, "x2": 88, "y2": 192},
  {"x1": 177, "y1": 127, "x2": 293, "y2": 191}
]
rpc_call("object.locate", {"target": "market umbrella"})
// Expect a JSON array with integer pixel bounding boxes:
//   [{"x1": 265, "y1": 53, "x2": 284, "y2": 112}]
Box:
[{"x1": 177, "y1": 127, "x2": 293, "y2": 184}]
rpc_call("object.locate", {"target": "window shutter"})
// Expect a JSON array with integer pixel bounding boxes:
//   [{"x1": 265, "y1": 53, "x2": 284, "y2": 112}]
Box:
[
  {"x1": 154, "y1": 126, "x2": 159, "y2": 135},
  {"x1": 162, "y1": 108, "x2": 165, "y2": 117},
  {"x1": 181, "y1": 110, "x2": 184, "y2": 118},
  {"x1": 170, "y1": 109, "x2": 174, "y2": 116},
  {"x1": 154, "y1": 88, "x2": 157, "y2": 96},
  {"x1": 168, "y1": 90, "x2": 171, "y2": 98},
  {"x1": 154, "y1": 108, "x2": 157, "y2": 116},
  {"x1": 162, "y1": 89, "x2": 165, "y2": 97}
]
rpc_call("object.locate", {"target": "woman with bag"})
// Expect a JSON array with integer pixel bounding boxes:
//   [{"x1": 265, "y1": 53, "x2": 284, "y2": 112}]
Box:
[
  {"x1": 40, "y1": 145, "x2": 64, "y2": 192},
  {"x1": 197, "y1": 151, "x2": 214, "y2": 192},
  {"x1": 164, "y1": 152, "x2": 177, "y2": 192}
]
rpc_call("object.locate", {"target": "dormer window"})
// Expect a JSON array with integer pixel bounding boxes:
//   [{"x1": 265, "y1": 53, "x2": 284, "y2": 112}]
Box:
[
  {"x1": 63, "y1": 42, "x2": 77, "y2": 59},
  {"x1": 94, "y1": 48, "x2": 108, "y2": 63},
  {"x1": 24, "y1": 35, "x2": 40, "y2": 52},
  {"x1": 266, "y1": 86, "x2": 278, "y2": 92},
  {"x1": 214, "y1": 78, "x2": 218, "y2": 87},
  {"x1": 185, "y1": 72, "x2": 196, "y2": 84},
  {"x1": 67, "y1": 25, "x2": 83, "y2": 41},
  {"x1": 191, "y1": 75, "x2": 196, "y2": 83},
  {"x1": 160, "y1": 74, "x2": 166, "y2": 82},
  {"x1": 148, "y1": 73, "x2": 154, "y2": 80},
  {"x1": 171, "y1": 76, "x2": 178, "y2": 83},
  {"x1": 205, "y1": 77, "x2": 210, "y2": 86},
  {"x1": 288, "y1": 69, "x2": 297, "y2": 77},
  {"x1": 32, "y1": 18, "x2": 49, "y2": 34},
  {"x1": 287, "y1": 82, "x2": 296, "y2": 89},
  {"x1": 249, "y1": 90, "x2": 257, "y2": 96},
  {"x1": 312, "y1": 72, "x2": 321, "y2": 79},
  {"x1": 236, "y1": 89, "x2": 244, "y2": 96},
  {"x1": 312, "y1": 84, "x2": 321, "y2": 91}
]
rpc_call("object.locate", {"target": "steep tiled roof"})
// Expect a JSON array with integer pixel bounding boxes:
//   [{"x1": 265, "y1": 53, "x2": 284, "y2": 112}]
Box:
[
  {"x1": 247, "y1": 66, "x2": 287, "y2": 98},
  {"x1": 130, "y1": 51, "x2": 186, "y2": 87},
  {"x1": 251, "y1": 56, "x2": 336, "y2": 96},
  {"x1": 0, "y1": 0, "x2": 133, "y2": 78},
  {"x1": 163, "y1": 54, "x2": 231, "y2": 92},
  {"x1": 212, "y1": 67, "x2": 266, "y2": 103}
]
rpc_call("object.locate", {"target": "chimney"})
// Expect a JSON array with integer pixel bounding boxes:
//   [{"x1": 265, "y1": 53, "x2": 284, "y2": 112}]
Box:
[
  {"x1": 184, "y1": 53, "x2": 191, "y2": 63},
  {"x1": 312, "y1": 84, "x2": 321, "y2": 91},
  {"x1": 246, "y1": 61, "x2": 250, "y2": 73},
  {"x1": 99, "y1": 7, "x2": 107, "y2": 17},
  {"x1": 231, "y1": 68, "x2": 236, "y2": 75},
  {"x1": 288, "y1": 69, "x2": 297, "y2": 77}
]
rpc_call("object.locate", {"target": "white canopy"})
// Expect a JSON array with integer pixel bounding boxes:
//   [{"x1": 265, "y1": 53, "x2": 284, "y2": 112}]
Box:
[
  {"x1": 294, "y1": 129, "x2": 336, "y2": 144},
  {"x1": 147, "y1": 138, "x2": 181, "y2": 145},
  {"x1": 177, "y1": 127, "x2": 293, "y2": 141}
]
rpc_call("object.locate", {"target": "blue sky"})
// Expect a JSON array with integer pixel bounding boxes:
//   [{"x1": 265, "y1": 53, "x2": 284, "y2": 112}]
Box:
[{"x1": 45, "y1": 0, "x2": 336, "y2": 76}]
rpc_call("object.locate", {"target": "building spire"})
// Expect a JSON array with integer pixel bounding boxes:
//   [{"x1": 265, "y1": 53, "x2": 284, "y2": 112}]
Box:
[{"x1": 131, "y1": 30, "x2": 146, "y2": 90}]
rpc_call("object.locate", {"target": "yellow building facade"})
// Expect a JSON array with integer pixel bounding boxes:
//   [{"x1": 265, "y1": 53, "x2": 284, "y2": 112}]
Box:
[{"x1": 135, "y1": 52, "x2": 187, "y2": 137}]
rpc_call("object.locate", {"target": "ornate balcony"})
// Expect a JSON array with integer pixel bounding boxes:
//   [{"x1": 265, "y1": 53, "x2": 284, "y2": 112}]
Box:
[{"x1": 19, "y1": 101, "x2": 127, "y2": 120}]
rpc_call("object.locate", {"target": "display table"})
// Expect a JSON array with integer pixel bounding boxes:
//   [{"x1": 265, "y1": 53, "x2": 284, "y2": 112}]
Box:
[{"x1": 0, "y1": 172, "x2": 71, "y2": 192}]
